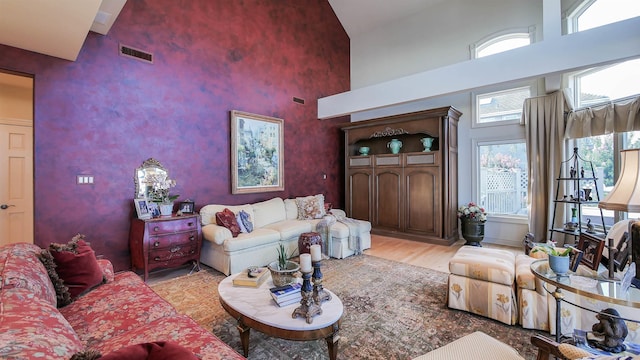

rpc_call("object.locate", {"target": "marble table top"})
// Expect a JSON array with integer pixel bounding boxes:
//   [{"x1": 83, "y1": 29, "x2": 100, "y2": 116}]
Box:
[{"x1": 218, "y1": 273, "x2": 343, "y2": 331}]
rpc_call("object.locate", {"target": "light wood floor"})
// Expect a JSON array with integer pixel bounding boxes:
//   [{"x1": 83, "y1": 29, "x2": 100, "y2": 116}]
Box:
[
  {"x1": 146, "y1": 234, "x2": 524, "y2": 284},
  {"x1": 365, "y1": 234, "x2": 522, "y2": 273}
]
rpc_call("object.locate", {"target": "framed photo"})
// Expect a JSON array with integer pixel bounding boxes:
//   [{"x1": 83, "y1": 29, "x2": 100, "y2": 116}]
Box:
[
  {"x1": 179, "y1": 200, "x2": 195, "y2": 214},
  {"x1": 613, "y1": 232, "x2": 630, "y2": 271},
  {"x1": 230, "y1": 110, "x2": 284, "y2": 194},
  {"x1": 133, "y1": 198, "x2": 151, "y2": 220},
  {"x1": 568, "y1": 246, "x2": 583, "y2": 272},
  {"x1": 577, "y1": 232, "x2": 605, "y2": 270},
  {"x1": 147, "y1": 202, "x2": 160, "y2": 218}
]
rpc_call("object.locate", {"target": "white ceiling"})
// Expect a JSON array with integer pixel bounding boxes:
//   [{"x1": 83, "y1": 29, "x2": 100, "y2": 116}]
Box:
[
  {"x1": 0, "y1": 0, "x2": 435, "y2": 61},
  {"x1": 0, "y1": 0, "x2": 127, "y2": 61}
]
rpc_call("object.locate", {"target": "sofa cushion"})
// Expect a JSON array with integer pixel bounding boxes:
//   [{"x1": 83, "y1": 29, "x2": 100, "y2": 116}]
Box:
[
  {"x1": 37, "y1": 248, "x2": 73, "y2": 307},
  {"x1": 223, "y1": 229, "x2": 281, "y2": 252},
  {"x1": 200, "y1": 204, "x2": 254, "y2": 226},
  {"x1": 252, "y1": 197, "x2": 286, "y2": 228},
  {"x1": 284, "y1": 198, "x2": 298, "y2": 220},
  {"x1": 0, "y1": 242, "x2": 57, "y2": 306},
  {"x1": 295, "y1": 194, "x2": 326, "y2": 220},
  {"x1": 263, "y1": 219, "x2": 313, "y2": 241},
  {"x1": 215, "y1": 208, "x2": 241, "y2": 237},
  {"x1": 78, "y1": 341, "x2": 198, "y2": 360},
  {"x1": 49, "y1": 237, "x2": 105, "y2": 299},
  {"x1": 0, "y1": 288, "x2": 84, "y2": 359},
  {"x1": 92, "y1": 314, "x2": 244, "y2": 360},
  {"x1": 60, "y1": 271, "x2": 178, "y2": 349}
]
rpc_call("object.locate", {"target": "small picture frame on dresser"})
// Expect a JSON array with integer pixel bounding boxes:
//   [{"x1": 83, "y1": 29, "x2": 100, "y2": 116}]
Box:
[
  {"x1": 179, "y1": 200, "x2": 195, "y2": 214},
  {"x1": 134, "y1": 199, "x2": 151, "y2": 220},
  {"x1": 147, "y1": 202, "x2": 160, "y2": 218}
]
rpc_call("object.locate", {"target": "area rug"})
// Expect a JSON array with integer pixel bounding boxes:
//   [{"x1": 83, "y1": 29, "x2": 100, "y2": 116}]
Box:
[{"x1": 151, "y1": 255, "x2": 545, "y2": 359}]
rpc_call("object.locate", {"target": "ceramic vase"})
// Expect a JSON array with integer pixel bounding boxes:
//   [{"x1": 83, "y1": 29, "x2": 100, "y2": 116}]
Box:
[
  {"x1": 387, "y1": 138, "x2": 402, "y2": 154},
  {"x1": 159, "y1": 203, "x2": 173, "y2": 216},
  {"x1": 460, "y1": 218, "x2": 485, "y2": 247},
  {"x1": 420, "y1": 137, "x2": 434, "y2": 152},
  {"x1": 268, "y1": 260, "x2": 300, "y2": 287},
  {"x1": 548, "y1": 254, "x2": 570, "y2": 275},
  {"x1": 359, "y1": 146, "x2": 370, "y2": 155}
]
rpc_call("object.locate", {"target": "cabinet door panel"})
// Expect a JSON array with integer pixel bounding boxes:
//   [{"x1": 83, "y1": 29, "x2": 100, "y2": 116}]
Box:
[
  {"x1": 375, "y1": 168, "x2": 402, "y2": 230},
  {"x1": 348, "y1": 169, "x2": 373, "y2": 222},
  {"x1": 404, "y1": 167, "x2": 440, "y2": 236}
]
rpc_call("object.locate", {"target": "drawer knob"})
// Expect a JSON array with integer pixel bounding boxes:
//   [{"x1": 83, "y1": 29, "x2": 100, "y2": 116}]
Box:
[
  {"x1": 154, "y1": 256, "x2": 161, "y2": 261},
  {"x1": 154, "y1": 241, "x2": 160, "y2": 247},
  {"x1": 189, "y1": 235, "x2": 195, "y2": 241},
  {"x1": 170, "y1": 246, "x2": 181, "y2": 253},
  {"x1": 153, "y1": 226, "x2": 159, "y2": 232},
  {"x1": 188, "y1": 222, "x2": 194, "y2": 227}
]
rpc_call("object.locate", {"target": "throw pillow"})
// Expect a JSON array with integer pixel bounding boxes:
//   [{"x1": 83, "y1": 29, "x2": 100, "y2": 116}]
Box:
[
  {"x1": 215, "y1": 208, "x2": 241, "y2": 237},
  {"x1": 71, "y1": 341, "x2": 198, "y2": 360},
  {"x1": 36, "y1": 249, "x2": 73, "y2": 307},
  {"x1": 238, "y1": 210, "x2": 253, "y2": 233},
  {"x1": 296, "y1": 194, "x2": 326, "y2": 220},
  {"x1": 49, "y1": 234, "x2": 105, "y2": 299},
  {"x1": 236, "y1": 212, "x2": 248, "y2": 233}
]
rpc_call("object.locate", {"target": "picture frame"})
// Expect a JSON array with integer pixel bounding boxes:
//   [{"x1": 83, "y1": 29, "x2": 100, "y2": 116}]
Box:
[
  {"x1": 613, "y1": 232, "x2": 630, "y2": 271},
  {"x1": 568, "y1": 246, "x2": 584, "y2": 272},
  {"x1": 133, "y1": 198, "x2": 151, "y2": 220},
  {"x1": 577, "y1": 232, "x2": 605, "y2": 270},
  {"x1": 179, "y1": 200, "x2": 195, "y2": 214},
  {"x1": 147, "y1": 202, "x2": 160, "y2": 218},
  {"x1": 230, "y1": 110, "x2": 284, "y2": 194}
]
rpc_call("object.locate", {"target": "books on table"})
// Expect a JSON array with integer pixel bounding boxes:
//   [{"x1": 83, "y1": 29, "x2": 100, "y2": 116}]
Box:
[
  {"x1": 232, "y1": 267, "x2": 269, "y2": 287},
  {"x1": 269, "y1": 283, "x2": 302, "y2": 307}
]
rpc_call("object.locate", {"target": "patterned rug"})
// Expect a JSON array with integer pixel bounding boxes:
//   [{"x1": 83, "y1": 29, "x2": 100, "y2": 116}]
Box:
[{"x1": 151, "y1": 255, "x2": 545, "y2": 359}]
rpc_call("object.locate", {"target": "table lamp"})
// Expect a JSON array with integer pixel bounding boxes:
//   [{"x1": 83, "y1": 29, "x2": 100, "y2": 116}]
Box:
[{"x1": 598, "y1": 148, "x2": 640, "y2": 287}]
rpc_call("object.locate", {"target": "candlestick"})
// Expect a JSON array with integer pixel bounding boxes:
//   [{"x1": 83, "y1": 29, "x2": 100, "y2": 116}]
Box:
[
  {"x1": 312, "y1": 260, "x2": 331, "y2": 304},
  {"x1": 292, "y1": 270, "x2": 322, "y2": 324},
  {"x1": 310, "y1": 244, "x2": 322, "y2": 262},
  {"x1": 300, "y1": 253, "x2": 312, "y2": 273}
]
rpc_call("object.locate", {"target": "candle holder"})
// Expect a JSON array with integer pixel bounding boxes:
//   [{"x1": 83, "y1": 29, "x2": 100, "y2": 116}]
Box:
[
  {"x1": 312, "y1": 260, "x2": 331, "y2": 304},
  {"x1": 292, "y1": 271, "x2": 322, "y2": 324}
]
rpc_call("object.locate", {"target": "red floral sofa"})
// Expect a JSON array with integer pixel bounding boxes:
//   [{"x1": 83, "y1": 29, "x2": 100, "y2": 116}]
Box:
[{"x1": 0, "y1": 243, "x2": 244, "y2": 359}]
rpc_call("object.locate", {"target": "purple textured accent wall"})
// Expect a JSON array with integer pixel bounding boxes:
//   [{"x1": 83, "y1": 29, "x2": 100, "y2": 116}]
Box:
[{"x1": 0, "y1": 0, "x2": 350, "y2": 272}]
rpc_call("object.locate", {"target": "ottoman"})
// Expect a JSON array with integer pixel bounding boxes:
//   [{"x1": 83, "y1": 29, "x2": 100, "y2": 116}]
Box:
[
  {"x1": 412, "y1": 331, "x2": 525, "y2": 360},
  {"x1": 447, "y1": 246, "x2": 518, "y2": 325}
]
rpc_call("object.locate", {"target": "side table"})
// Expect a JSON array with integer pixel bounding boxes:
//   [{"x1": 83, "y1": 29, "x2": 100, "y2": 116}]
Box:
[
  {"x1": 129, "y1": 213, "x2": 202, "y2": 281},
  {"x1": 530, "y1": 259, "x2": 640, "y2": 342}
]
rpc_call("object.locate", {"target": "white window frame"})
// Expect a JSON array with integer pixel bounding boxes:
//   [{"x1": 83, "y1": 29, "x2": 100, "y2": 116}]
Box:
[
  {"x1": 471, "y1": 81, "x2": 536, "y2": 128},
  {"x1": 565, "y1": 0, "x2": 597, "y2": 34},
  {"x1": 469, "y1": 26, "x2": 536, "y2": 59},
  {"x1": 472, "y1": 138, "x2": 529, "y2": 223}
]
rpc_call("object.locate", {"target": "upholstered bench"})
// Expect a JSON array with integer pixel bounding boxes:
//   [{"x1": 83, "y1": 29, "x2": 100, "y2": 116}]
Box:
[
  {"x1": 412, "y1": 331, "x2": 525, "y2": 359},
  {"x1": 447, "y1": 246, "x2": 518, "y2": 325}
]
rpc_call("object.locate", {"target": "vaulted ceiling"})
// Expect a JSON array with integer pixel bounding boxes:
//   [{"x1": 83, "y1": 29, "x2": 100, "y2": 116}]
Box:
[{"x1": 0, "y1": 0, "x2": 435, "y2": 61}]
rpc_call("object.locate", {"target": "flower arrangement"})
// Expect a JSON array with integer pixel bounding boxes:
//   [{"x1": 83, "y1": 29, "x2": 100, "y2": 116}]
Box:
[
  {"x1": 145, "y1": 173, "x2": 179, "y2": 204},
  {"x1": 531, "y1": 244, "x2": 571, "y2": 257},
  {"x1": 457, "y1": 202, "x2": 487, "y2": 222}
]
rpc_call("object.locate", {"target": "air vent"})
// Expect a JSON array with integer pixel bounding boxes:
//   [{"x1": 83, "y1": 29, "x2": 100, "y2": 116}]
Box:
[
  {"x1": 293, "y1": 97, "x2": 305, "y2": 105},
  {"x1": 119, "y1": 44, "x2": 153, "y2": 64}
]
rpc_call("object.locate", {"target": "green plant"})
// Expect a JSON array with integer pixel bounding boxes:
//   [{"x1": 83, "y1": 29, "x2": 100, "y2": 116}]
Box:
[
  {"x1": 276, "y1": 243, "x2": 289, "y2": 269},
  {"x1": 531, "y1": 244, "x2": 571, "y2": 257}
]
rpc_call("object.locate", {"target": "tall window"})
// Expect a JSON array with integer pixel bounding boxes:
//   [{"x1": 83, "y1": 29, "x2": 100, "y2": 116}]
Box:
[
  {"x1": 567, "y1": 0, "x2": 640, "y2": 34},
  {"x1": 478, "y1": 141, "x2": 528, "y2": 216}
]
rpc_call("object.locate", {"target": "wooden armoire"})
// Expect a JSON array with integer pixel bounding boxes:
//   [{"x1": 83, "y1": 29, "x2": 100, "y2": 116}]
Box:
[{"x1": 342, "y1": 106, "x2": 461, "y2": 245}]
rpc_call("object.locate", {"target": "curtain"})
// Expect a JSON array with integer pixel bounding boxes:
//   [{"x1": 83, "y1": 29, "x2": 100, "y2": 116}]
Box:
[
  {"x1": 521, "y1": 91, "x2": 569, "y2": 241},
  {"x1": 564, "y1": 95, "x2": 640, "y2": 139}
]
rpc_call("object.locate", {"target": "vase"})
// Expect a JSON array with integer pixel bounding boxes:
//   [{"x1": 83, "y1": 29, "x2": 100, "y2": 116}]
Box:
[
  {"x1": 159, "y1": 203, "x2": 173, "y2": 216},
  {"x1": 268, "y1": 260, "x2": 300, "y2": 287},
  {"x1": 387, "y1": 138, "x2": 402, "y2": 154},
  {"x1": 460, "y1": 218, "x2": 485, "y2": 247},
  {"x1": 548, "y1": 254, "x2": 570, "y2": 275},
  {"x1": 359, "y1": 146, "x2": 370, "y2": 156},
  {"x1": 420, "y1": 137, "x2": 434, "y2": 152}
]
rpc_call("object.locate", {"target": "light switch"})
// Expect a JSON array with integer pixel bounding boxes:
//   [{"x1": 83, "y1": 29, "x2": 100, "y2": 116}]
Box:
[{"x1": 77, "y1": 175, "x2": 94, "y2": 185}]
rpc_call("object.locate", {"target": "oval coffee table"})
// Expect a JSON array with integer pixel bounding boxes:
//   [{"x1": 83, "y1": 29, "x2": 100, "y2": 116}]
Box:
[{"x1": 218, "y1": 273, "x2": 343, "y2": 360}]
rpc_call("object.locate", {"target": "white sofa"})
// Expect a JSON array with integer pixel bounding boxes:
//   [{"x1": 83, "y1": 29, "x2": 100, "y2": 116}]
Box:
[{"x1": 199, "y1": 197, "x2": 371, "y2": 275}]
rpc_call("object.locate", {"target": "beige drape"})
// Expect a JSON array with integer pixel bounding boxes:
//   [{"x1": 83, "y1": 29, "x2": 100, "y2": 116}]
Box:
[
  {"x1": 564, "y1": 95, "x2": 640, "y2": 139},
  {"x1": 521, "y1": 91, "x2": 569, "y2": 240}
]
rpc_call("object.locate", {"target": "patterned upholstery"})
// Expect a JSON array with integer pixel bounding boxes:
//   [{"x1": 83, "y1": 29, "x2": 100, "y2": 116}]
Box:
[
  {"x1": 515, "y1": 254, "x2": 550, "y2": 330},
  {"x1": 447, "y1": 246, "x2": 518, "y2": 325},
  {"x1": 412, "y1": 331, "x2": 525, "y2": 360}
]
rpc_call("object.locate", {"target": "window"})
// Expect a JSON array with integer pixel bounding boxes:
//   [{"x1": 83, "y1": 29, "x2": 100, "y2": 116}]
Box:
[
  {"x1": 476, "y1": 87, "x2": 531, "y2": 125},
  {"x1": 471, "y1": 28, "x2": 534, "y2": 59},
  {"x1": 478, "y1": 141, "x2": 528, "y2": 216},
  {"x1": 567, "y1": 0, "x2": 640, "y2": 34}
]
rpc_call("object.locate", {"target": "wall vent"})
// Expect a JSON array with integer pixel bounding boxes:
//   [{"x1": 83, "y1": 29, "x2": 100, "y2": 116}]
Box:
[
  {"x1": 293, "y1": 97, "x2": 305, "y2": 105},
  {"x1": 119, "y1": 44, "x2": 153, "y2": 64}
]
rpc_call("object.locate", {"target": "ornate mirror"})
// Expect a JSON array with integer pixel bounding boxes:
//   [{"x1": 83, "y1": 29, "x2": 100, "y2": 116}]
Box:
[{"x1": 134, "y1": 158, "x2": 168, "y2": 199}]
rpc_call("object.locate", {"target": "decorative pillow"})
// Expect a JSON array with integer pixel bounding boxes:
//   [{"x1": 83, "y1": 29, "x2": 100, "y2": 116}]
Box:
[
  {"x1": 236, "y1": 212, "x2": 248, "y2": 233},
  {"x1": 238, "y1": 210, "x2": 253, "y2": 233},
  {"x1": 49, "y1": 234, "x2": 105, "y2": 299},
  {"x1": 296, "y1": 194, "x2": 326, "y2": 220},
  {"x1": 37, "y1": 249, "x2": 73, "y2": 307},
  {"x1": 215, "y1": 208, "x2": 241, "y2": 237},
  {"x1": 71, "y1": 341, "x2": 198, "y2": 360}
]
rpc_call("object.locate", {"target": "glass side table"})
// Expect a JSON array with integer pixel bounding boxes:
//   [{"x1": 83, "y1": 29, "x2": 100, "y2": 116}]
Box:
[{"x1": 530, "y1": 259, "x2": 640, "y2": 342}]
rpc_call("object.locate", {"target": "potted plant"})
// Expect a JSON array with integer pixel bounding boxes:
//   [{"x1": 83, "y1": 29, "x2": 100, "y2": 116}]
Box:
[
  {"x1": 457, "y1": 202, "x2": 487, "y2": 246},
  {"x1": 531, "y1": 244, "x2": 571, "y2": 275},
  {"x1": 268, "y1": 244, "x2": 300, "y2": 287},
  {"x1": 146, "y1": 173, "x2": 179, "y2": 216}
]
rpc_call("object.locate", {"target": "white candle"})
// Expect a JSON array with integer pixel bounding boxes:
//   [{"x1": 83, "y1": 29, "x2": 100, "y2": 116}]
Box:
[
  {"x1": 310, "y1": 244, "x2": 322, "y2": 262},
  {"x1": 300, "y1": 253, "x2": 312, "y2": 273}
]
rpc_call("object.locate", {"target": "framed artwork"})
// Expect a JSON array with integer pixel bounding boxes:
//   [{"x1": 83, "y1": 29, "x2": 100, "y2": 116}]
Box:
[
  {"x1": 230, "y1": 110, "x2": 284, "y2": 194},
  {"x1": 134, "y1": 198, "x2": 151, "y2": 220},
  {"x1": 577, "y1": 232, "x2": 605, "y2": 270},
  {"x1": 179, "y1": 200, "x2": 195, "y2": 214},
  {"x1": 147, "y1": 202, "x2": 160, "y2": 218}
]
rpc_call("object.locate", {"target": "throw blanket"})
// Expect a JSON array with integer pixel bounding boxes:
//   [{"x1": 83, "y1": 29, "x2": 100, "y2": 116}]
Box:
[{"x1": 333, "y1": 214, "x2": 363, "y2": 255}]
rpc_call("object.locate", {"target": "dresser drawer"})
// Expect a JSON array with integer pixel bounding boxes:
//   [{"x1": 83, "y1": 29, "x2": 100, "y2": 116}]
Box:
[
  {"x1": 149, "y1": 243, "x2": 199, "y2": 263},
  {"x1": 148, "y1": 218, "x2": 198, "y2": 235},
  {"x1": 148, "y1": 231, "x2": 198, "y2": 249}
]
